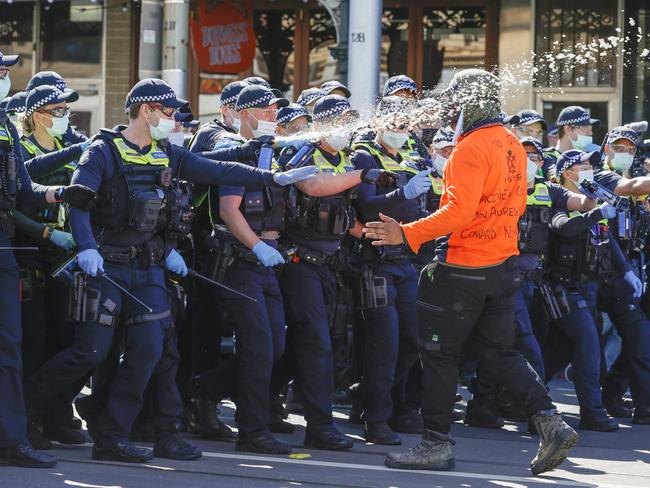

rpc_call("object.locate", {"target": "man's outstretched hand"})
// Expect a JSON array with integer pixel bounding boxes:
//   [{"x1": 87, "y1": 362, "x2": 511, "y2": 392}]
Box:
[{"x1": 363, "y1": 213, "x2": 405, "y2": 246}]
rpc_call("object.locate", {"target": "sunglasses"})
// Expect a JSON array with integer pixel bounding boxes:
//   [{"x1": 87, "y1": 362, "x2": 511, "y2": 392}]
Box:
[
  {"x1": 38, "y1": 106, "x2": 70, "y2": 118},
  {"x1": 526, "y1": 153, "x2": 543, "y2": 162},
  {"x1": 148, "y1": 103, "x2": 177, "y2": 117},
  {"x1": 517, "y1": 127, "x2": 544, "y2": 138}
]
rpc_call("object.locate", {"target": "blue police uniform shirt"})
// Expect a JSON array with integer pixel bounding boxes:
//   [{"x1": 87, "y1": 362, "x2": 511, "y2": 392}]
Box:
[
  {"x1": 62, "y1": 124, "x2": 88, "y2": 145},
  {"x1": 189, "y1": 120, "x2": 237, "y2": 153},
  {"x1": 594, "y1": 168, "x2": 621, "y2": 193},
  {"x1": 69, "y1": 128, "x2": 274, "y2": 252}
]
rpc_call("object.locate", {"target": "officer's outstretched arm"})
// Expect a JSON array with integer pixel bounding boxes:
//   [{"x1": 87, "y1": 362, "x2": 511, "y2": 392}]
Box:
[
  {"x1": 566, "y1": 191, "x2": 597, "y2": 212},
  {"x1": 25, "y1": 143, "x2": 86, "y2": 180},
  {"x1": 293, "y1": 170, "x2": 363, "y2": 197},
  {"x1": 614, "y1": 175, "x2": 650, "y2": 197}
]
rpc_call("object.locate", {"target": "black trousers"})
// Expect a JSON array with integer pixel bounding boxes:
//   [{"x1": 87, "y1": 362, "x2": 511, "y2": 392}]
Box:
[{"x1": 417, "y1": 257, "x2": 553, "y2": 434}]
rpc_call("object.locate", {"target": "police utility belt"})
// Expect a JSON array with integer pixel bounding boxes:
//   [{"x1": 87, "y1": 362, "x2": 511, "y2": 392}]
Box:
[
  {"x1": 99, "y1": 237, "x2": 165, "y2": 269},
  {"x1": 358, "y1": 239, "x2": 409, "y2": 263}
]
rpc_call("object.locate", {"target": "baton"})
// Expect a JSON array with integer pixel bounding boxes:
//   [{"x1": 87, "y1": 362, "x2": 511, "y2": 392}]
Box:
[
  {"x1": 0, "y1": 247, "x2": 39, "y2": 251},
  {"x1": 101, "y1": 273, "x2": 154, "y2": 313},
  {"x1": 187, "y1": 268, "x2": 257, "y2": 302}
]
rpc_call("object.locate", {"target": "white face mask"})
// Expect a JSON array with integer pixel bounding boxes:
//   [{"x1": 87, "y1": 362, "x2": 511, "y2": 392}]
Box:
[
  {"x1": 44, "y1": 114, "x2": 69, "y2": 138},
  {"x1": 325, "y1": 131, "x2": 350, "y2": 152},
  {"x1": 167, "y1": 130, "x2": 185, "y2": 147},
  {"x1": 577, "y1": 169, "x2": 594, "y2": 183},
  {"x1": 251, "y1": 116, "x2": 278, "y2": 138},
  {"x1": 611, "y1": 152, "x2": 634, "y2": 172},
  {"x1": 526, "y1": 158, "x2": 539, "y2": 184},
  {"x1": 432, "y1": 154, "x2": 448, "y2": 175},
  {"x1": 0, "y1": 74, "x2": 10, "y2": 100},
  {"x1": 571, "y1": 133, "x2": 593, "y2": 151},
  {"x1": 232, "y1": 117, "x2": 241, "y2": 132},
  {"x1": 382, "y1": 130, "x2": 409, "y2": 150},
  {"x1": 148, "y1": 111, "x2": 176, "y2": 140}
]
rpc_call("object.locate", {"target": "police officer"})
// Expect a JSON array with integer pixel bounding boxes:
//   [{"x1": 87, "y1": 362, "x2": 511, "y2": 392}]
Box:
[
  {"x1": 0, "y1": 50, "x2": 57, "y2": 468},
  {"x1": 364, "y1": 69, "x2": 577, "y2": 475},
  {"x1": 296, "y1": 87, "x2": 325, "y2": 115},
  {"x1": 544, "y1": 150, "x2": 619, "y2": 431},
  {"x1": 279, "y1": 94, "x2": 396, "y2": 450},
  {"x1": 351, "y1": 97, "x2": 432, "y2": 445},
  {"x1": 545, "y1": 106, "x2": 601, "y2": 168},
  {"x1": 5, "y1": 91, "x2": 26, "y2": 137},
  {"x1": 276, "y1": 104, "x2": 311, "y2": 137},
  {"x1": 22, "y1": 78, "x2": 316, "y2": 462}
]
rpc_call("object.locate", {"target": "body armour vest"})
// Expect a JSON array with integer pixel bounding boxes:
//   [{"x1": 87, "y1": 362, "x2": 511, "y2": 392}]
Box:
[
  {"x1": 518, "y1": 182, "x2": 552, "y2": 255},
  {"x1": 288, "y1": 148, "x2": 356, "y2": 241}
]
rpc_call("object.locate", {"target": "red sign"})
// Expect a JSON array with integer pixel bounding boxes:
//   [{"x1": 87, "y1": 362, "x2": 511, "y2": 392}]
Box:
[{"x1": 190, "y1": 0, "x2": 256, "y2": 74}]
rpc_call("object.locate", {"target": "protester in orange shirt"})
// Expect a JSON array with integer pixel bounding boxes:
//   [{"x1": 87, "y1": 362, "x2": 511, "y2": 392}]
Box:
[{"x1": 364, "y1": 69, "x2": 578, "y2": 476}]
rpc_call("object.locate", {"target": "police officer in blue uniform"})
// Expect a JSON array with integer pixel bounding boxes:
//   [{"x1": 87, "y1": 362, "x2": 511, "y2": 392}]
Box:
[
  {"x1": 276, "y1": 104, "x2": 311, "y2": 136},
  {"x1": 351, "y1": 96, "x2": 431, "y2": 444},
  {"x1": 22, "y1": 78, "x2": 316, "y2": 463},
  {"x1": 5, "y1": 91, "x2": 26, "y2": 136},
  {"x1": 0, "y1": 51, "x2": 60, "y2": 469}
]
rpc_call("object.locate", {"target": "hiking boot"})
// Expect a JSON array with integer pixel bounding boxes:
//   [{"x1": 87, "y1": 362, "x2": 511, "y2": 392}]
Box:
[
  {"x1": 530, "y1": 410, "x2": 578, "y2": 475},
  {"x1": 384, "y1": 429, "x2": 455, "y2": 471}
]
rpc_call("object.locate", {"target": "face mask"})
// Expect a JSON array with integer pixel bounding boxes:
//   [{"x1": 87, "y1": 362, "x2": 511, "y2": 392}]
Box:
[
  {"x1": 232, "y1": 118, "x2": 241, "y2": 132},
  {"x1": 382, "y1": 130, "x2": 409, "y2": 150},
  {"x1": 251, "y1": 116, "x2": 278, "y2": 138},
  {"x1": 325, "y1": 131, "x2": 350, "y2": 152},
  {"x1": 577, "y1": 169, "x2": 594, "y2": 183},
  {"x1": 148, "y1": 111, "x2": 176, "y2": 140},
  {"x1": 167, "y1": 131, "x2": 185, "y2": 147},
  {"x1": 44, "y1": 114, "x2": 69, "y2": 138},
  {"x1": 0, "y1": 75, "x2": 10, "y2": 100},
  {"x1": 571, "y1": 133, "x2": 593, "y2": 150},
  {"x1": 432, "y1": 154, "x2": 447, "y2": 175},
  {"x1": 611, "y1": 152, "x2": 634, "y2": 172},
  {"x1": 526, "y1": 158, "x2": 539, "y2": 183}
]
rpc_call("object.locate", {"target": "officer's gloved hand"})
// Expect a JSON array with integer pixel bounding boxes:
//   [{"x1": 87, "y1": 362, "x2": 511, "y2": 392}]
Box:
[
  {"x1": 80, "y1": 136, "x2": 94, "y2": 151},
  {"x1": 78, "y1": 249, "x2": 104, "y2": 277},
  {"x1": 598, "y1": 202, "x2": 617, "y2": 220},
  {"x1": 166, "y1": 249, "x2": 188, "y2": 277},
  {"x1": 403, "y1": 169, "x2": 432, "y2": 199},
  {"x1": 360, "y1": 168, "x2": 400, "y2": 187},
  {"x1": 49, "y1": 229, "x2": 76, "y2": 251},
  {"x1": 56, "y1": 184, "x2": 97, "y2": 210},
  {"x1": 238, "y1": 139, "x2": 265, "y2": 161},
  {"x1": 252, "y1": 241, "x2": 285, "y2": 267},
  {"x1": 274, "y1": 137, "x2": 309, "y2": 150},
  {"x1": 624, "y1": 270, "x2": 643, "y2": 299},
  {"x1": 272, "y1": 166, "x2": 318, "y2": 186}
]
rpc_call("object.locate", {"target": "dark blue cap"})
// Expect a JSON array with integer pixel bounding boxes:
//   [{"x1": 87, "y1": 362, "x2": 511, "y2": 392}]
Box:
[
  {"x1": 277, "y1": 103, "x2": 311, "y2": 125},
  {"x1": 502, "y1": 113, "x2": 520, "y2": 125},
  {"x1": 556, "y1": 149, "x2": 600, "y2": 176},
  {"x1": 6, "y1": 91, "x2": 27, "y2": 114},
  {"x1": 515, "y1": 109, "x2": 548, "y2": 130},
  {"x1": 25, "y1": 85, "x2": 76, "y2": 117},
  {"x1": 0, "y1": 98, "x2": 9, "y2": 111},
  {"x1": 26, "y1": 71, "x2": 79, "y2": 103},
  {"x1": 520, "y1": 136, "x2": 544, "y2": 155},
  {"x1": 320, "y1": 80, "x2": 351, "y2": 98},
  {"x1": 432, "y1": 126, "x2": 455, "y2": 147},
  {"x1": 557, "y1": 105, "x2": 600, "y2": 127},
  {"x1": 124, "y1": 78, "x2": 188, "y2": 112},
  {"x1": 184, "y1": 120, "x2": 200, "y2": 129},
  {"x1": 608, "y1": 126, "x2": 637, "y2": 145},
  {"x1": 0, "y1": 52, "x2": 19, "y2": 67},
  {"x1": 243, "y1": 76, "x2": 271, "y2": 88},
  {"x1": 297, "y1": 87, "x2": 325, "y2": 107},
  {"x1": 382, "y1": 75, "x2": 417, "y2": 97},
  {"x1": 220, "y1": 81, "x2": 248, "y2": 107},
  {"x1": 312, "y1": 94, "x2": 358, "y2": 121},
  {"x1": 235, "y1": 85, "x2": 289, "y2": 111},
  {"x1": 548, "y1": 122, "x2": 558, "y2": 135}
]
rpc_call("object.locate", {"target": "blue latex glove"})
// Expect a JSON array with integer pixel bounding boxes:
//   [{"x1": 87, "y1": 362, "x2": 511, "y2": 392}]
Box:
[
  {"x1": 252, "y1": 241, "x2": 285, "y2": 267},
  {"x1": 49, "y1": 229, "x2": 76, "y2": 251},
  {"x1": 598, "y1": 202, "x2": 617, "y2": 220},
  {"x1": 274, "y1": 137, "x2": 309, "y2": 150},
  {"x1": 78, "y1": 249, "x2": 104, "y2": 277},
  {"x1": 165, "y1": 249, "x2": 188, "y2": 277},
  {"x1": 624, "y1": 270, "x2": 643, "y2": 299},
  {"x1": 403, "y1": 170, "x2": 432, "y2": 199},
  {"x1": 272, "y1": 166, "x2": 318, "y2": 186},
  {"x1": 80, "y1": 138, "x2": 92, "y2": 151}
]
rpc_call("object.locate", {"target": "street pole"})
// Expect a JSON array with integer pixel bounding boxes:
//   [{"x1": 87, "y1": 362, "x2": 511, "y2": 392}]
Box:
[
  {"x1": 347, "y1": 0, "x2": 382, "y2": 116},
  {"x1": 162, "y1": 0, "x2": 190, "y2": 99}
]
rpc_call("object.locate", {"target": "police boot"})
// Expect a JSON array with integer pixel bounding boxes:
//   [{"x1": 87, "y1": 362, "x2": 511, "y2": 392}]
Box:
[
  {"x1": 189, "y1": 396, "x2": 236, "y2": 441},
  {"x1": 384, "y1": 429, "x2": 455, "y2": 471},
  {"x1": 92, "y1": 441, "x2": 154, "y2": 463},
  {"x1": 603, "y1": 396, "x2": 634, "y2": 418},
  {"x1": 632, "y1": 405, "x2": 650, "y2": 425},
  {"x1": 236, "y1": 431, "x2": 292, "y2": 455},
  {"x1": 388, "y1": 411, "x2": 424, "y2": 434},
  {"x1": 27, "y1": 417, "x2": 53, "y2": 451},
  {"x1": 464, "y1": 399, "x2": 505, "y2": 429},
  {"x1": 364, "y1": 421, "x2": 401, "y2": 445},
  {"x1": 43, "y1": 425, "x2": 85, "y2": 445},
  {"x1": 154, "y1": 435, "x2": 202, "y2": 461},
  {"x1": 578, "y1": 411, "x2": 619, "y2": 432},
  {"x1": 304, "y1": 426, "x2": 353, "y2": 450},
  {"x1": 269, "y1": 413, "x2": 295, "y2": 434},
  {"x1": 530, "y1": 410, "x2": 578, "y2": 476},
  {"x1": 0, "y1": 444, "x2": 58, "y2": 468}
]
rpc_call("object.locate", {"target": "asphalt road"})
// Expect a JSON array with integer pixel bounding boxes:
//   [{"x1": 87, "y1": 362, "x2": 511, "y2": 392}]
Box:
[{"x1": 2, "y1": 380, "x2": 649, "y2": 488}]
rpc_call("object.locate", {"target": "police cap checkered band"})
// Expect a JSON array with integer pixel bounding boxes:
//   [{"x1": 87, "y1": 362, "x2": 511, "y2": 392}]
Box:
[
  {"x1": 556, "y1": 149, "x2": 598, "y2": 176},
  {"x1": 515, "y1": 109, "x2": 548, "y2": 130},
  {"x1": 383, "y1": 75, "x2": 417, "y2": 96},
  {"x1": 557, "y1": 105, "x2": 600, "y2": 127},
  {"x1": 312, "y1": 95, "x2": 353, "y2": 120},
  {"x1": 520, "y1": 136, "x2": 544, "y2": 155},
  {"x1": 235, "y1": 85, "x2": 289, "y2": 111},
  {"x1": 277, "y1": 103, "x2": 310, "y2": 124},
  {"x1": 25, "y1": 85, "x2": 74, "y2": 117},
  {"x1": 297, "y1": 88, "x2": 325, "y2": 107},
  {"x1": 26, "y1": 71, "x2": 67, "y2": 92},
  {"x1": 6, "y1": 91, "x2": 27, "y2": 113},
  {"x1": 220, "y1": 81, "x2": 248, "y2": 107},
  {"x1": 608, "y1": 126, "x2": 637, "y2": 145},
  {"x1": 124, "y1": 78, "x2": 188, "y2": 111}
]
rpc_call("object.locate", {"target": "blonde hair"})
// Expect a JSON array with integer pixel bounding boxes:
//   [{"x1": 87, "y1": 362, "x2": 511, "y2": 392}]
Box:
[{"x1": 22, "y1": 113, "x2": 37, "y2": 136}]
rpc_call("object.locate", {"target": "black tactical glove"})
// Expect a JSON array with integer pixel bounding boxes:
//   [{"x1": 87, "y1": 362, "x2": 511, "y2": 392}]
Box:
[
  {"x1": 360, "y1": 168, "x2": 400, "y2": 187},
  {"x1": 238, "y1": 139, "x2": 265, "y2": 162},
  {"x1": 56, "y1": 184, "x2": 97, "y2": 210}
]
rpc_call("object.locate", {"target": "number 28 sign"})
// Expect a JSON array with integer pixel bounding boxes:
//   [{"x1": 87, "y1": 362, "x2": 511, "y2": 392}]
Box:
[{"x1": 190, "y1": 0, "x2": 256, "y2": 73}]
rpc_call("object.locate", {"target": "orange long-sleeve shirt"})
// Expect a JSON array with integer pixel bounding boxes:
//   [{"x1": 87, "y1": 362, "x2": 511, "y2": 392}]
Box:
[{"x1": 401, "y1": 124, "x2": 527, "y2": 267}]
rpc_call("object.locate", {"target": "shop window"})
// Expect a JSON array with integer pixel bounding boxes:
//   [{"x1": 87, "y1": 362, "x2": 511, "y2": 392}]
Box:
[
  {"x1": 534, "y1": 0, "x2": 618, "y2": 88},
  {"x1": 0, "y1": 2, "x2": 35, "y2": 95},
  {"x1": 422, "y1": 8, "x2": 487, "y2": 92}
]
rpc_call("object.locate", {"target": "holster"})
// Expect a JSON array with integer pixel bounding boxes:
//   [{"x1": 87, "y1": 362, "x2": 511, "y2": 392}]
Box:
[
  {"x1": 537, "y1": 282, "x2": 572, "y2": 321},
  {"x1": 205, "y1": 234, "x2": 235, "y2": 283},
  {"x1": 67, "y1": 272, "x2": 101, "y2": 323},
  {"x1": 360, "y1": 264, "x2": 388, "y2": 311}
]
